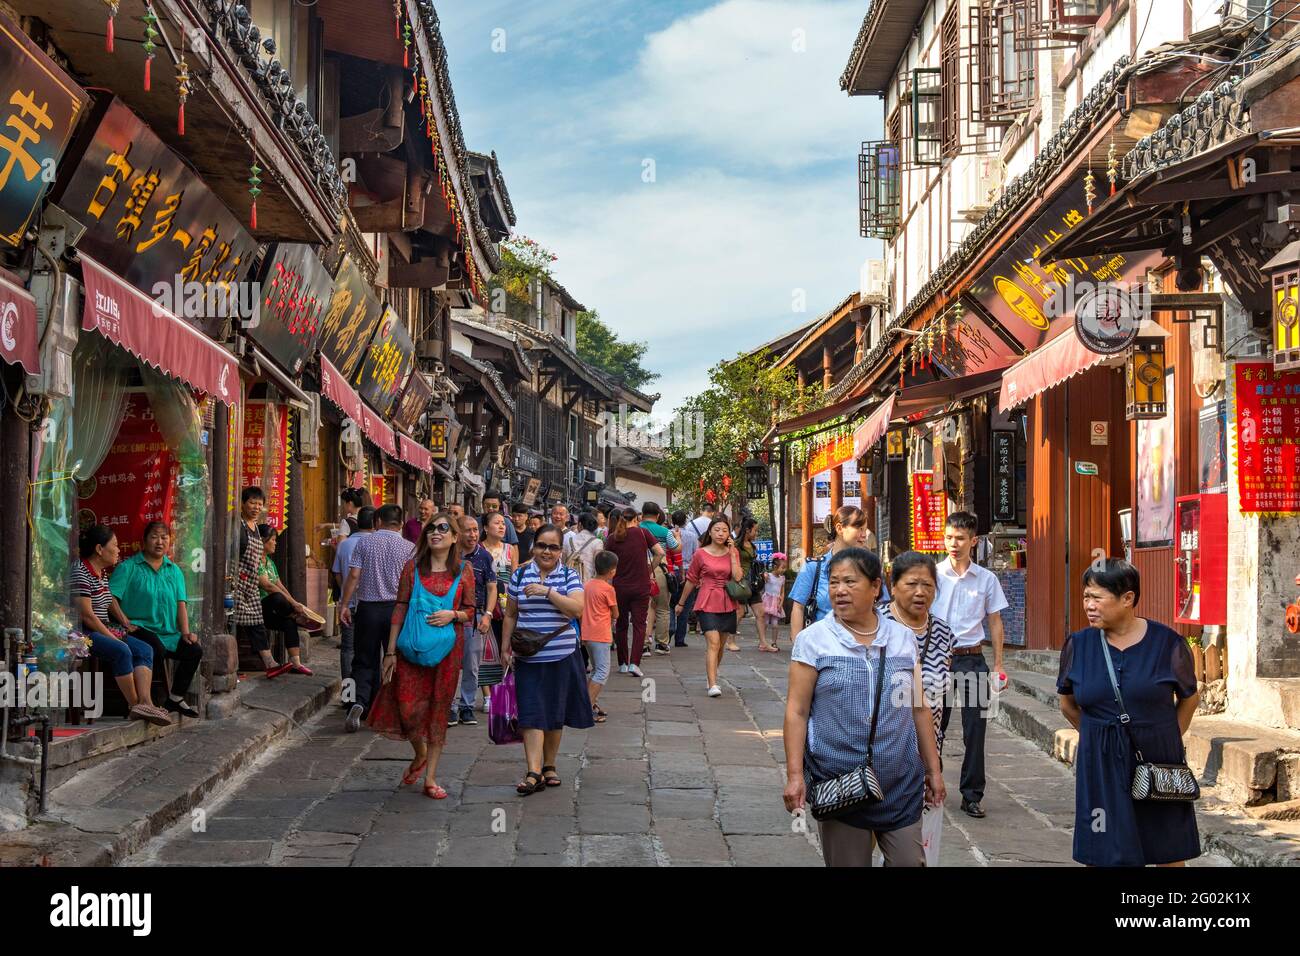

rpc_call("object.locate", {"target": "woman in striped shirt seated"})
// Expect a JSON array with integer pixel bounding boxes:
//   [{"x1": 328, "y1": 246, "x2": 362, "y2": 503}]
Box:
[
  {"x1": 71, "y1": 525, "x2": 171, "y2": 726},
  {"x1": 502, "y1": 524, "x2": 593, "y2": 795}
]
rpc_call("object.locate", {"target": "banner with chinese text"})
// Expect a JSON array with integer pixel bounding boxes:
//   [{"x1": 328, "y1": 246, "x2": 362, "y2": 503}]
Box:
[
  {"x1": 1232, "y1": 362, "x2": 1300, "y2": 515},
  {"x1": 910, "y1": 470, "x2": 947, "y2": 553},
  {"x1": 241, "y1": 402, "x2": 291, "y2": 529},
  {"x1": 76, "y1": 393, "x2": 177, "y2": 556},
  {"x1": 806, "y1": 433, "x2": 855, "y2": 478}
]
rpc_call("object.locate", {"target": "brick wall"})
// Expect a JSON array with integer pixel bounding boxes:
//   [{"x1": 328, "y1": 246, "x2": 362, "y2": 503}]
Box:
[{"x1": 997, "y1": 568, "x2": 1027, "y2": 647}]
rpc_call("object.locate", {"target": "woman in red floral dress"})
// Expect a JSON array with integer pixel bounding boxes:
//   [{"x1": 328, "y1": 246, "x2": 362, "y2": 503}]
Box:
[{"x1": 367, "y1": 511, "x2": 475, "y2": 799}]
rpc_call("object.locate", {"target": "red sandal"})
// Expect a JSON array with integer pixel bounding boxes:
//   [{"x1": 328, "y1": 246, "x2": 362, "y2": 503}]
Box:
[
  {"x1": 402, "y1": 758, "x2": 428, "y2": 786},
  {"x1": 423, "y1": 782, "x2": 448, "y2": 800}
]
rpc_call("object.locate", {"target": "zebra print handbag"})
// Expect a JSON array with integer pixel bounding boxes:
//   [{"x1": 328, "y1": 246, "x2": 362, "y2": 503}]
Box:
[
  {"x1": 808, "y1": 646, "x2": 888, "y2": 820},
  {"x1": 1099, "y1": 632, "x2": 1199, "y2": 803}
]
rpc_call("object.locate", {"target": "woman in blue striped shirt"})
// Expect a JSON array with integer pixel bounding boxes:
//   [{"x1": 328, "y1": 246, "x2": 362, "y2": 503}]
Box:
[{"x1": 502, "y1": 524, "x2": 593, "y2": 795}]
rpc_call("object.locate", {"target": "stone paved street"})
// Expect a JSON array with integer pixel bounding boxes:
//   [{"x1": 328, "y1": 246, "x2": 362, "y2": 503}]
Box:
[{"x1": 123, "y1": 620, "x2": 1224, "y2": 867}]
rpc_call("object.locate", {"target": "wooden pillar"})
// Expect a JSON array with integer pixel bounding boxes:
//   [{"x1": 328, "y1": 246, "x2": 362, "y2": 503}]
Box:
[
  {"x1": 822, "y1": 343, "x2": 833, "y2": 390},
  {"x1": 0, "y1": 394, "x2": 30, "y2": 634},
  {"x1": 800, "y1": 471, "x2": 813, "y2": 561},
  {"x1": 830, "y1": 463, "x2": 843, "y2": 514},
  {"x1": 209, "y1": 400, "x2": 229, "y2": 635},
  {"x1": 286, "y1": 441, "x2": 306, "y2": 606}
]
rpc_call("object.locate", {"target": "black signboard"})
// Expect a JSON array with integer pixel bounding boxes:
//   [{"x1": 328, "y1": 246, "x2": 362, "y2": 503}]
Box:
[
  {"x1": 392, "y1": 369, "x2": 432, "y2": 436},
  {"x1": 252, "y1": 243, "x2": 332, "y2": 376},
  {"x1": 354, "y1": 305, "x2": 415, "y2": 417},
  {"x1": 51, "y1": 97, "x2": 256, "y2": 337},
  {"x1": 318, "y1": 254, "x2": 382, "y2": 379},
  {"x1": 992, "y1": 430, "x2": 1016, "y2": 523},
  {"x1": 0, "y1": 13, "x2": 86, "y2": 245}
]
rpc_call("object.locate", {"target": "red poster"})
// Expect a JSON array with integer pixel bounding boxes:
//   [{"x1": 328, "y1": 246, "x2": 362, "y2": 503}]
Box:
[
  {"x1": 1232, "y1": 362, "x2": 1300, "y2": 515},
  {"x1": 241, "y1": 403, "x2": 290, "y2": 528},
  {"x1": 911, "y1": 471, "x2": 947, "y2": 553},
  {"x1": 806, "y1": 433, "x2": 855, "y2": 477},
  {"x1": 76, "y1": 393, "x2": 177, "y2": 556},
  {"x1": 369, "y1": 474, "x2": 387, "y2": 507}
]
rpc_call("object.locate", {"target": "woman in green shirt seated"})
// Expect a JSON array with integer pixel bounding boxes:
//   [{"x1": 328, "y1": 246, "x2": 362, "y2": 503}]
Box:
[
  {"x1": 109, "y1": 521, "x2": 204, "y2": 718},
  {"x1": 256, "y1": 524, "x2": 314, "y2": 675}
]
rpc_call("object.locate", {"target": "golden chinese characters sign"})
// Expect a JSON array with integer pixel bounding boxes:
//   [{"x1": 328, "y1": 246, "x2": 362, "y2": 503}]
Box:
[
  {"x1": 0, "y1": 13, "x2": 86, "y2": 245},
  {"x1": 317, "y1": 255, "x2": 383, "y2": 380},
  {"x1": 354, "y1": 305, "x2": 415, "y2": 417},
  {"x1": 51, "y1": 97, "x2": 256, "y2": 337}
]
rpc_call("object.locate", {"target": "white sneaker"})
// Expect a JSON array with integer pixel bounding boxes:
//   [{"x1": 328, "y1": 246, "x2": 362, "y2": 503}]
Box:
[
  {"x1": 707, "y1": 685, "x2": 722, "y2": 698},
  {"x1": 619, "y1": 664, "x2": 629, "y2": 674},
  {"x1": 628, "y1": 664, "x2": 644, "y2": 678}
]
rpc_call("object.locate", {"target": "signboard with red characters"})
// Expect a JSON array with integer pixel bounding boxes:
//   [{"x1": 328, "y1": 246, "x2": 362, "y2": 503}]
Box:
[
  {"x1": 910, "y1": 470, "x2": 947, "y2": 554},
  {"x1": 241, "y1": 402, "x2": 290, "y2": 529},
  {"x1": 76, "y1": 392, "x2": 177, "y2": 556},
  {"x1": 1232, "y1": 362, "x2": 1300, "y2": 515},
  {"x1": 806, "y1": 433, "x2": 855, "y2": 478}
]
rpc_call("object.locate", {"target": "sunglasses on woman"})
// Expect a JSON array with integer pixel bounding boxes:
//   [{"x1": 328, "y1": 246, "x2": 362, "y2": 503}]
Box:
[
  {"x1": 533, "y1": 542, "x2": 561, "y2": 553},
  {"x1": 426, "y1": 523, "x2": 454, "y2": 535}
]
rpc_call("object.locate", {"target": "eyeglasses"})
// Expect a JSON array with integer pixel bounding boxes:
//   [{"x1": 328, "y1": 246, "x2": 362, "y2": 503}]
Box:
[
  {"x1": 427, "y1": 523, "x2": 453, "y2": 535},
  {"x1": 533, "y1": 542, "x2": 561, "y2": 553}
]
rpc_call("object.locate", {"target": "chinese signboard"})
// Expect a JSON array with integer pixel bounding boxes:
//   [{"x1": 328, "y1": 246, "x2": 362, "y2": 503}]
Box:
[
  {"x1": 77, "y1": 393, "x2": 177, "y2": 555},
  {"x1": 251, "y1": 243, "x2": 333, "y2": 376},
  {"x1": 355, "y1": 306, "x2": 415, "y2": 417},
  {"x1": 0, "y1": 14, "x2": 86, "y2": 245},
  {"x1": 241, "y1": 402, "x2": 290, "y2": 529},
  {"x1": 1232, "y1": 362, "x2": 1300, "y2": 515},
  {"x1": 391, "y1": 368, "x2": 432, "y2": 437},
  {"x1": 52, "y1": 97, "x2": 256, "y2": 337},
  {"x1": 429, "y1": 418, "x2": 448, "y2": 460},
  {"x1": 946, "y1": 305, "x2": 1020, "y2": 375},
  {"x1": 992, "y1": 430, "x2": 1016, "y2": 523},
  {"x1": 806, "y1": 433, "x2": 855, "y2": 478},
  {"x1": 966, "y1": 181, "x2": 1159, "y2": 352},
  {"x1": 910, "y1": 470, "x2": 947, "y2": 553},
  {"x1": 318, "y1": 255, "x2": 383, "y2": 380}
]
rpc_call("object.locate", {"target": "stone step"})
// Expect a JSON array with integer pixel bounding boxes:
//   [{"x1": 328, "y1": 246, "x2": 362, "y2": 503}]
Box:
[
  {"x1": 1280, "y1": 682, "x2": 1300, "y2": 733},
  {"x1": 1008, "y1": 670, "x2": 1061, "y2": 709},
  {"x1": 993, "y1": 684, "x2": 1079, "y2": 767},
  {"x1": 1003, "y1": 649, "x2": 1061, "y2": 678},
  {"x1": 1183, "y1": 715, "x2": 1300, "y2": 805}
]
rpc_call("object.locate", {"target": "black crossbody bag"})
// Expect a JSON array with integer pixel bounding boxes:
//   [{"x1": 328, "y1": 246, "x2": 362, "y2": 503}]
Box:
[{"x1": 807, "y1": 645, "x2": 888, "y2": 820}]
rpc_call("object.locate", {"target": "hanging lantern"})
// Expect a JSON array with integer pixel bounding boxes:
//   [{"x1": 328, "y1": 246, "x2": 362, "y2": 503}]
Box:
[
  {"x1": 104, "y1": 0, "x2": 119, "y2": 52},
  {"x1": 1263, "y1": 239, "x2": 1300, "y2": 371},
  {"x1": 142, "y1": 7, "x2": 160, "y2": 91},
  {"x1": 721, "y1": 474, "x2": 732, "y2": 498},
  {"x1": 1125, "y1": 334, "x2": 1168, "y2": 420},
  {"x1": 743, "y1": 452, "x2": 767, "y2": 500},
  {"x1": 248, "y1": 160, "x2": 262, "y2": 230}
]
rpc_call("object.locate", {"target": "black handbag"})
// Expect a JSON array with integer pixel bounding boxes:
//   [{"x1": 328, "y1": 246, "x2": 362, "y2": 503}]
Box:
[
  {"x1": 1098, "y1": 631, "x2": 1200, "y2": 802},
  {"x1": 506, "y1": 566, "x2": 576, "y2": 658},
  {"x1": 803, "y1": 557, "x2": 825, "y2": 624},
  {"x1": 807, "y1": 645, "x2": 888, "y2": 820}
]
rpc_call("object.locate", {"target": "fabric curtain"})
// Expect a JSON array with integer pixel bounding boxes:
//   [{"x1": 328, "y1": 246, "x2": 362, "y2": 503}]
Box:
[
  {"x1": 70, "y1": 335, "x2": 129, "y2": 481},
  {"x1": 29, "y1": 395, "x2": 76, "y2": 666}
]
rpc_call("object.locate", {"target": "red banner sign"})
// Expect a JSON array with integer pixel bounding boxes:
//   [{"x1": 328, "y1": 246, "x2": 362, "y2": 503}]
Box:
[
  {"x1": 911, "y1": 471, "x2": 947, "y2": 553},
  {"x1": 76, "y1": 393, "x2": 177, "y2": 556},
  {"x1": 807, "y1": 433, "x2": 855, "y2": 477},
  {"x1": 1233, "y1": 362, "x2": 1300, "y2": 515},
  {"x1": 242, "y1": 403, "x2": 290, "y2": 529}
]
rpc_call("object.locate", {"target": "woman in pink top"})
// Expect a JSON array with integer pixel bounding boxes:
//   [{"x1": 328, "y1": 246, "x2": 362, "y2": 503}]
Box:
[{"x1": 674, "y1": 516, "x2": 743, "y2": 699}]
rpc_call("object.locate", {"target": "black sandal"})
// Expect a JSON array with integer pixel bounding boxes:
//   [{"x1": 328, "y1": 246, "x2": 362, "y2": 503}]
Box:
[
  {"x1": 542, "y1": 765, "x2": 562, "y2": 787},
  {"x1": 592, "y1": 706, "x2": 607, "y2": 723},
  {"x1": 516, "y1": 771, "x2": 545, "y2": 795}
]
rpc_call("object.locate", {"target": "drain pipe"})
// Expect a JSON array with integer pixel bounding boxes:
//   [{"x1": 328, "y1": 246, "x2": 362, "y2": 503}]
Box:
[{"x1": 10, "y1": 713, "x2": 51, "y2": 811}]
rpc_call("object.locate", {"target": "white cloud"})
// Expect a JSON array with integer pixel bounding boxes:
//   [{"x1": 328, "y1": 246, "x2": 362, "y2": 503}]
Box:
[{"x1": 607, "y1": 0, "x2": 866, "y2": 168}]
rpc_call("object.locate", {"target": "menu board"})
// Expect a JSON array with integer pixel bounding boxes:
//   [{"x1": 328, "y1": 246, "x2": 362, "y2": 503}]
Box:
[
  {"x1": 1233, "y1": 362, "x2": 1300, "y2": 515},
  {"x1": 911, "y1": 470, "x2": 947, "y2": 553}
]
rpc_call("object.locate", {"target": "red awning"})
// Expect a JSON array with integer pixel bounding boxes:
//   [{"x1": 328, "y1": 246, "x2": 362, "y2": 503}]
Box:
[
  {"x1": 852, "y1": 395, "x2": 895, "y2": 457},
  {"x1": 79, "y1": 254, "x2": 238, "y2": 405},
  {"x1": 319, "y1": 354, "x2": 363, "y2": 423},
  {"x1": 892, "y1": 362, "x2": 1015, "y2": 419},
  {"x1": 0, "y1": 268, "x2": 39, "y2": 374},
  {"x1": 360, "y1": 403, "x2": 397, "y2": 457},
  {"x1": 397, "y1": 433, "x2": 432, "y2": 474},
  {"x1": 998, "y1": 328, "x2": 1110, "y2": 412}
]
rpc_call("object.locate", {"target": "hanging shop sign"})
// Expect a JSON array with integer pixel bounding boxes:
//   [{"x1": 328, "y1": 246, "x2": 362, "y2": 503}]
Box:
[
  {"x1": 886, "y1": 429, "x2": 905, "y2": 461},
  {"x1": 241, "y1": 402, "x2": 290, "y2": 530},
  {"x1": 369, "y1": 472, "x2": 388, "y2": 508},
  {"x1": 354, "y1": 305, "x2": 415, "y2": 417},
  {"x1": 51, "y1": 97, "x2": 256, "y2": 338},
  {"x1": 1074, "y1": 284, "x2": 1140, "y2": 355},
  {"x1": 76, "y1": 393, "x2": 177, "y2": 555},
  {"x1": 521, "y1": 476, "x2": 541, "y2": 506},
  {"x1": 251, "y1": 243, "x2": 332, "y2": 376},
  {"x1": 910, "y1": 470, "x2": 947, "y2": 554},
  {"x1": 392, "y1": 369, "x2": 433, "y2": 437},
  {"x1": 991, "y1": 430, "x2": 1016, "y2": 523},
  {"x1": 317, "y1": 255, "x2": 383, "y2": 380},
  {"x1": 0, "y1": 266, "x2": 40, "y2": 373},
  {"x1": 966, "y1": 181, "x2": 1159, "y2": 352},
  {"x1": 514, "y1": 445, "x2": 541, "y2": 474},
  {"x1": 0, "y1": 13, "x2": 87, "y2": 245},
  {"x1": 429, "y1": 417, "x2": 448, "y2": 460},
  {"x1": 806, "y1": 433, "x2": 855, "y2": 477},
  {"x1": 1232, "y1": 362, "x2": 1300, "y2": 515}
]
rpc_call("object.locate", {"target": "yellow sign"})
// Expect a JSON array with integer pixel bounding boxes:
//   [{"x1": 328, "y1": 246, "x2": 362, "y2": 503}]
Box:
[{"x1": 429, "y1": 420, "x2": 448, "y2": 460}]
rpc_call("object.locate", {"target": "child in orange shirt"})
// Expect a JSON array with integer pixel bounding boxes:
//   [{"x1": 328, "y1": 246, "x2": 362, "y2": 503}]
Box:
[{"x1": 583, "y1": 550, "x2": 619, "y2": 722}]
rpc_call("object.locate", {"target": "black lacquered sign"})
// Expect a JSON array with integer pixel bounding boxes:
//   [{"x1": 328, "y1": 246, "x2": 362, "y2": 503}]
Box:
[
  {"x1": 354, "y1": 305, "x2": 414, "y2": 417},
  {"x1": 317, "y1": 254, "x2": 383, "y2": 380},
  {"x1": 992, "y1": 429, "x2": 1016, "y2": 523},
  {"x1": 392, "y1": 369, "x2": 432, "y2": 436},
  {"x1": 251, "y1": 243, "x2": 332, "y2": 375}
]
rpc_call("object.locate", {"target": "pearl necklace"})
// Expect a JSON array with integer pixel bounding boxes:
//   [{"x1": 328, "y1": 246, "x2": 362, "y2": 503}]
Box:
[
  {"x1": 890, "y1": 601, "x2": 929, "y2": 634},
  {"x1": 837, "y1": 616, "x2": 880, "y2": 639}
]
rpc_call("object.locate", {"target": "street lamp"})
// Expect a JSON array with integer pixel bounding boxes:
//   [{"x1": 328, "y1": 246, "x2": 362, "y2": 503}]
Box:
[
  {"x1": 1125, "y1": 334, "x2": 1168, "y2": 420},
  {"x1": 1264, "y1": 239, "x2": 1300, "y2": 371},
  {"x1": 743, "y1": 452, "x2": 767, "y2": 500}
]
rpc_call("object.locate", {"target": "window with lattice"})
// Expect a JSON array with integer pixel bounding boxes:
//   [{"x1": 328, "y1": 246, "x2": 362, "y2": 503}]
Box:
[
  {"x1": 940, "y1": 5, "x2": 961, "y2": 157},
  {"x1": 968, "y1": 0, "x2": 1036, "y2": 125},
  {"x1": 911, "y1": 68, "x2": 943, "y2": 166},
  {"x1": 859, "y1": 139, "x2": 901, "y2": 239}
]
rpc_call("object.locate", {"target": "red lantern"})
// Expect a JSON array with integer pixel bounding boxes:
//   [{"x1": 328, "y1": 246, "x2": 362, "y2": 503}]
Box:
[
  {"x1": 704, "y1": 489, "x2": 716, "y2": 504},
  {"x1": 722, "y1": 474, "x2": 732, "y2": 494}
]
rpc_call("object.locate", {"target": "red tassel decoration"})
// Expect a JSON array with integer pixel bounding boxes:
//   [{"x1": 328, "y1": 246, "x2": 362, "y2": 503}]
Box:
[
  {"x1": 106, "y1": 15, "x2": 114, "y2": 52},
  {"x1": 403, "y1": 48, "x2": 408, "y2": 69},
  {"x1": 144, "y1": 56, "x2": 152, "y2": 91},
  {"x1": 250, "y1": 201, "x2": 257, "y2": 231},
  {"x1": 178, "y1": 102, "x2": 185, "y2": 136}
]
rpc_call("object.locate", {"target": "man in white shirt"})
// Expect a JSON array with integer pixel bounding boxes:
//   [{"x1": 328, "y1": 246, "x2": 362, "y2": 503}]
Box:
[{"x1": 933, "y1": 511, "x2": 1008, "y2": 820}]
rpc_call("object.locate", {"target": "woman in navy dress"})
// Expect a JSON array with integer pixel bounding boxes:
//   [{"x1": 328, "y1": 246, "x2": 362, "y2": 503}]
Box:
[{"x1": 1057, "y1": 559, "x2": 1200, "y2": 866}]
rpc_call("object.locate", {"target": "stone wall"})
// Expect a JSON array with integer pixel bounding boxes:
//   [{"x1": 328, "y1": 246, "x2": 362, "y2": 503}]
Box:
[{"x1": 996, "y1": 569, "x2": 1027, "y2": 647}]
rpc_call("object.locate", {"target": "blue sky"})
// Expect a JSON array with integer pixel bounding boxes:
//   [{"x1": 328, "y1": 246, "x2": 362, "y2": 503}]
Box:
[{"x1": 437, "y1": 0, "x2": 882, "y2": 418}]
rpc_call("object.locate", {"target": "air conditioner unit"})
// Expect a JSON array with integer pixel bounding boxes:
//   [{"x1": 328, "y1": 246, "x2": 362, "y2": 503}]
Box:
[
  {"x1": 27, "y1": 271, "x2": 79, "y2": 401},
  {"x1": 297, "y1": 394, "x2": 321, "y2": 463},
  {"x1": 340, "y1": 419, "x2": 364, "y2": 472},
  {"x1": 860, "y1": 259, "x2": 886, "y2": 300},
  {"x1": 958, "y1": 155, "x2": 1004, "y2": 222}
]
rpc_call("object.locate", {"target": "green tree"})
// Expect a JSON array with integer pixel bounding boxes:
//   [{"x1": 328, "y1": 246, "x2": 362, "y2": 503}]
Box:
[
  {"x1": 576, "y1": 310, "x2": 658, "y2": 391},
  {"x1": 649, "y1": 349, "x2": 818, "y2": 515}
]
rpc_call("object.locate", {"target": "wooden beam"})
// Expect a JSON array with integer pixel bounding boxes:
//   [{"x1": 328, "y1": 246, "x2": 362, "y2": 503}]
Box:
[
  {"x1": 387, "y1": 259, "x2": 451, "y2": 288},
  {"x1": 562, "y1": 387, "x2": 583, "y2": 417},
  {"x1": 351, "y1": 199, "x2": 406, "y2": 233},
  {"x1": 1136, "y1": 170, "x2": 1300, "y2": 205}
]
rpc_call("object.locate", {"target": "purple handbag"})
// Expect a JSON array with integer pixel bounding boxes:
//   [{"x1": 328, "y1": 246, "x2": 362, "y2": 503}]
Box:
[{"x1": 488, "y1": 669, "x2": 522, "y2": 745}]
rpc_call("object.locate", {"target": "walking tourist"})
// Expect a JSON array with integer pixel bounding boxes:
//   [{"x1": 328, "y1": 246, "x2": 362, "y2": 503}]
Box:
[
  {"x1": 583, "y1": 550, "x2": 619, "y2": 723},
  {"x1": 234, "y1": 486, "x2": 293, "y2": 678},
  {"x1": 667, "y1": 510, "x2": 688, "y2": 639},
  {"x1": 366, "y1": 511, "x2": 475, "y2": 799},
  {"x1": 674, "y1": 515, "x2": 742, "y2": 698},
  {"x1": 109, "y1": 521, "x2": 204, "y2": 717},
  {"x1": 760, "y1": 553, "x2": 787, "y2": 651},
  {"x1": 72, "y1": 525, "x2": 170, "y2": 726},
  {"x1": 481, "y1": 489, "x2": 519, "y2": 545},
  {"x1": 674, "y1": 503, "x2": 714, "y2": 644},
  {"x1": 340, "y1": 504, "x2": 416, "y2": 732},
  {"x1": 1057, "y1": 559, "x2": 1200, "y2": 867},
  {"x1": 563, "y1": 511, "x2": 603, "y2": 582},
  {"x1": 934, "y1": 511, "x2": 1008, "y2": 819},
  {"x1": 500, "y1": 524, "x2": 592, "y2": 795},
  {"x1": 481, "y1": 511, "x2": 517, "y2": 698},
  {"x1": 734, "y1": 516, "x2": 770, "y2": 652},
  {"x1": 332, "y1": 506, "x2": 375, "y2": 686},
  {"x1": 255, "y1": 524, "x2": 314, "y2": 675},
  {"x1": 403, "y1": 498, "x2": 434, "y2": 543},
  {"x1": 451, "y1": 513, "x2": 496, "y2": 726},
  {"x1": 788, "y1": 505, "x2": 874, "y2": 638},
  {"x1": 639, "y1": 502, "x2": 678, "y2": 654},
  {"x1": 604, "y1": 507, "x2": 664, "y2": 678},
  {"x1": 782, "y1": 548, "x2": 945, "y2": 867}
]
